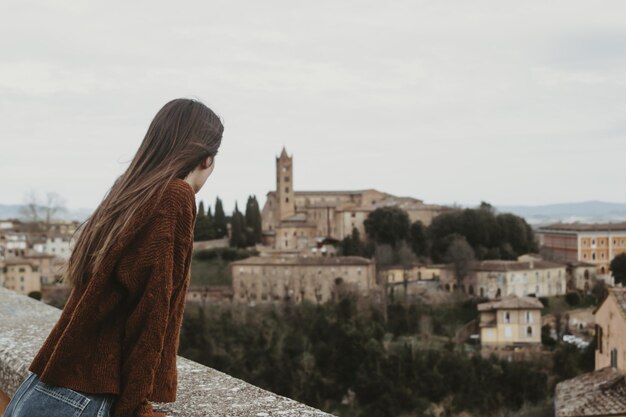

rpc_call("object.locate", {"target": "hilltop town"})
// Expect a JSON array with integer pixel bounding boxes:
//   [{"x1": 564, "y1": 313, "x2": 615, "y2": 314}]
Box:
[{"x1": 2, "y1": 148, "x2": 626, "y2": 417}]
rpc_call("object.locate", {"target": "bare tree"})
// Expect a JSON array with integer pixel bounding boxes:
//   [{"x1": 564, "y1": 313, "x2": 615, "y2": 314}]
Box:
[
  {"x1": 19, "y1": 189, "x2": 67, "y2": 233},
  {"x1": 395, "y1": 240, "x2": 417, "y2": 266},
  {"x1": 374, "y1": 244, "x2": 394, "y2": 267},
  {"x1": 445, "y1": 236, "x2": 476, "y2": 291}
]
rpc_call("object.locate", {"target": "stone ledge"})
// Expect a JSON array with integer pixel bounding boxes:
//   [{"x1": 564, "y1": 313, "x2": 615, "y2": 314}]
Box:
[{"x1": 0, "y1": 287, "x2": 334, "y2": 416}]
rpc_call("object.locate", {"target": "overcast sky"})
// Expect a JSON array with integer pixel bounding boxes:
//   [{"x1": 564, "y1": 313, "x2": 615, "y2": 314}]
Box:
[{"x1": 1, "y1": 1, "x2": 625, "y2": 214}]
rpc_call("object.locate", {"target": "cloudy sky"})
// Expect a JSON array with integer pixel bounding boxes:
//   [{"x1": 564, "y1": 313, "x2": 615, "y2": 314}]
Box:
[{"x1": 1, "y1": 0, "x2": 625, "y2": 214}]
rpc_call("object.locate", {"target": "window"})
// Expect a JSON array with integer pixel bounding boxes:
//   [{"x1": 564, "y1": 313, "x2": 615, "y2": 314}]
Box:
[
  {"x1": 611, "y1": 348, "x2": 618, "y2": 368},
  {"x1": 526, "y1": 311, "x2": 532, "y2": 323},
  {"x1": 597, "y1": 325, "x2": 603, "y2": 353},
  {"x1": 18, "y1": 267, "x2": 25, "y2": 273},
  {"x1": 284, "y1": 176, "x2": 290, "y2": 182},
  {"x1": 285, "y1": 187, "x2": 289, "y2": 192},
  {"x1": 504, "y1": 311, "x2": 511, "y2": 323},
  {"x1": 505, "y1": 326, "x2": 512, "y2": 338},
  {"x1": 285, "y1": 197, "x2": 289, "y2": 203},
  {"x1": 592, "y1": 239, "x2": 596, "y2": 245},
  {"x1": 527, "y1": 326, "x2": 533, "y2": 337},
  {"x1": 592, "y1": 253, "x2": 596, "y2": 260}
]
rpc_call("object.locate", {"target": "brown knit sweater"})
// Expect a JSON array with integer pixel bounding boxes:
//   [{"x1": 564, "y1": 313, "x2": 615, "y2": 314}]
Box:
[{"x1": 28, "y1": 177, "x2": 197, "y2": 417}]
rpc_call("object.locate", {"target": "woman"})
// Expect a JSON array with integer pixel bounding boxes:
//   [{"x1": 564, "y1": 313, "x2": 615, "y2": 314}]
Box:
[{"x1": 2, "y1": 98, "x2": 224, "y2": 417}]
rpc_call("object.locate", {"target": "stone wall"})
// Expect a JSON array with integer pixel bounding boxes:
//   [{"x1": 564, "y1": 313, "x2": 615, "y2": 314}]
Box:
[{"x1": 0, "y1": 287, "x2": 333, "y2": 416}]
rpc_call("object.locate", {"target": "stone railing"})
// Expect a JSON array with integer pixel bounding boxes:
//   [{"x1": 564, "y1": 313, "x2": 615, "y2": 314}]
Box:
[{"x1": 0, "y1": 287, "x2": 333, "y2": 416}]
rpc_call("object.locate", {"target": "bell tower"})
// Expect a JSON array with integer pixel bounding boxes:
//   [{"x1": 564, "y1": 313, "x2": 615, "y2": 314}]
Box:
[{"x1": 276, "y1": 146, "x2": 295, "y2": 220}]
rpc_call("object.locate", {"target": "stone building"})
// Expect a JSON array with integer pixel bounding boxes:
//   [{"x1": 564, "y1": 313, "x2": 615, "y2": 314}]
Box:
[
  {"x1": 230, "y1": 256, "x2": 378, "y2": 305},
  {"x1": 0, "y1": 257, "x2": 41, "y2": 295},
  {"x1": 261, "y1": 147, "x2": 449, "y2": 253},
  {"x1": 477, "y1": 296, "x2": 543, "y2": 347},
  {"x1": 378, "y1": 263, "x2": 442, "y2": 285},
  {"x1": 555, "y1": 289, "x2": 626, "y2": 416},
  {"x1": 440, "y1": 260, "x2": 567, "y2": 299},
  {"x1": 538, "y1": 222, "x2": 626, "y2": 277}
]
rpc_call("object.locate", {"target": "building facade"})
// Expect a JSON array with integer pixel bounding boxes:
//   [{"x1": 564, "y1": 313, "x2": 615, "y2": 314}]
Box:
[
  {"x1": 230, "y1": 256, "x2": 378, "y2": 305},
  {"x1": 440, "y1": 260, "x2": 567, "y2": 299},
  {"x1": 538, "y1": 222, "x2": 626, "y2": 276},
  {"x1": 261, "y1": 147, "x2": 449, "y2": 253},
  {"x1": 1, "y1": 258, "x2": 41, "y2": 295},
  {"x1": 478, "y1": 296, "x2": 543, "y2": 347},
  {"x1": 594, "y1": 289, "x2": 626, "y2": 371}
]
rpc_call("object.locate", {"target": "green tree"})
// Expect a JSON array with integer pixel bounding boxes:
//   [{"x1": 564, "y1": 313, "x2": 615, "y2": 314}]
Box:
[
  {"x1": 340, "y1": 227, "x2": 366, "y2": 256},
  {"x1": 409, "y1": 220, "x2": 428, "y2": 257},
  {"x1": 427, "y1": 203, "x2": 537, "y2": 262},
  {"x1": 245, "y1": 195, "x2": 263, "y2": 244},
  {"x1": 214, "y1": 197, "x2": 227, "y2": 238},
  {"x1": 229, "y1": 202, "x2": 247, "y2": 248},
  {"x1": 194, "y1": 200, "x2": 214, "y2": 241},
  {"x1": 364, "y1": 207, "x2": 411, "y2": 248},
  {"x1": 610, "y1": 253, "x2": 626, "y2": 285}
]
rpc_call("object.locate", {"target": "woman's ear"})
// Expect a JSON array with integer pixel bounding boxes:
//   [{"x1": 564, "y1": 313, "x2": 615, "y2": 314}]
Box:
[{"x1": 201, "y1": 156, "x2": 213, "y2": 170}]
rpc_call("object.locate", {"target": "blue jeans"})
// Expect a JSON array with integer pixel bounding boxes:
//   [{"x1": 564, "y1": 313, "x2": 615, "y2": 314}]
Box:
[{"x1": 3, "y1": 371, "x2": 117, "y2": 417}]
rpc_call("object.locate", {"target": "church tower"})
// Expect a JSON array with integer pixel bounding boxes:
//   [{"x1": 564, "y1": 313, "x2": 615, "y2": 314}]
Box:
[{"x1": 276, "y1": 146, "x2": 295, "y2": 220}]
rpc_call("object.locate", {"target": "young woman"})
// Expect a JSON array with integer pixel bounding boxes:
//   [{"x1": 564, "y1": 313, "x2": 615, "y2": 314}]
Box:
[{"x1": 2, "y1": 98, "x2": 223, "y2": 417}]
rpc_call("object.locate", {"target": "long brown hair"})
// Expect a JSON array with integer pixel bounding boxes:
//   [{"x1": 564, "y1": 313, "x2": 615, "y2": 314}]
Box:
[{"x1": 62, "y1": 98, "x2": 223, "y2": 291}]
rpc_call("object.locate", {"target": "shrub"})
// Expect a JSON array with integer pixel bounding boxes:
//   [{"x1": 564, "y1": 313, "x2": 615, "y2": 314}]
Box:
[
  {"x1": 565, "y1": 292, "x2": 581, "y2": 307},
  {"x1": 193, "y1": 249, "x2": 219, "y2": 260}
]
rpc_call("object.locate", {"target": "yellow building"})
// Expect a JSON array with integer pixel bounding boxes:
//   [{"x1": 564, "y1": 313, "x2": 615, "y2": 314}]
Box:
[
  {"x1": 538, "y1": 222, "x2": 626, "y2": 277},
  {"x1": 555, "y1": 288, "x2": 626, "y2": 417},
  {"x1": 378, "y1": 263, "x2": 442, "y2": 285},
  {"x1": 1, "y1": 257, "x2": 41, "y2": 295},
  {"x1": 230, "y1": 256, "x2": 379, "y2": 305},
  {"x1": 477, "y1": 296, "x2": 543, "y2": 347},
  {"x1": 594, "y1": 289, "x2": 626, "y2": 371},
  {"x1": 440, "y1": 260, "x2": 567, "y2": 299}
]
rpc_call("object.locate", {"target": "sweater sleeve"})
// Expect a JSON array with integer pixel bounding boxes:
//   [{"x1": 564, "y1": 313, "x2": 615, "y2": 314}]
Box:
[{"x1": 112, "y1": 205, "x2": 183, "y2": 417}]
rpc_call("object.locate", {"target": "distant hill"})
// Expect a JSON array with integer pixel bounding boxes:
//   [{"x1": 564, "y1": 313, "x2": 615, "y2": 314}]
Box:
[
  {"x1": 0, "y1": 204, "x2": 92, "y2": 223},
  {"x1": 3, "y1": 200, "x2": 626, "y2": 227},
  {"x1": 496, "y1": 201, "x2": 626, "y2": 227}
]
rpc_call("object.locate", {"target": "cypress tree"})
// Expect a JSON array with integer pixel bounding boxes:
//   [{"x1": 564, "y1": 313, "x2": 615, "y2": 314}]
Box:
[
  {"x1": 194, "y1": 200, "x2": 208, "y2": 241},
  {"x1": 230, "y1": 202, "x2": 246, "y2": 248},
  {"x1": 214, "y1": 197, "x2": 227, "y2": 239},
  {"x1": 245, "y1": 195, "x2": 263, "y2": 244}
]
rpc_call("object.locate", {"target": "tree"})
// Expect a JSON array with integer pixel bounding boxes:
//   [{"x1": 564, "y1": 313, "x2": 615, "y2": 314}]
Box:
[
  {"x1": 445, "y1": 236, "x2": 475, "y2": 290},
  {"x1": 610, "y1": 253, "x2": 626, "y2": 285},
  {"x1": 194, "y1": 200, "x2": 213, "y2": 241},
  {"x1": 340, "y1": 227, "x2": 365, "y2": 256},
  {"x1": 427, "y1": 203, "x2": 537, "y2": 262},
  {"x1": 409, "y1": 220, "x2": 428, "y2": 257},
  {"x1": 214, "y1": 197, "x2": 227, "y2": 238},
  {"x1": 229, "y1": 202, "x2": 247, "y2": 248},
  {"x1": 363, "y1": 207, "x2": 410, "y2": 248},
  {"x1": 245, "y1": 195, "x2": 263, "y2": 244},
  {"x1": 19, "y1": 190, "x2": 67, "y2": 232}
]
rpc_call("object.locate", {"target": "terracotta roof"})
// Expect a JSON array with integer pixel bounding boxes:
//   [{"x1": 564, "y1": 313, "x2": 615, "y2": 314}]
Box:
[
  {"x1": 231, "y1": 256, "x2": 373, "y2": 266},
  {"x1": 540, "y1": 222, "x2": 626, "y2": 233},
  {"x1": 477, "y1": 296, "x2": 544, "y2": 311},
  {"x1": 555, "y1": 367, "x2": 626, "y2": 417},
  {"x1": 2, "y1": 257, "x2": 39, "y2": 267}
]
